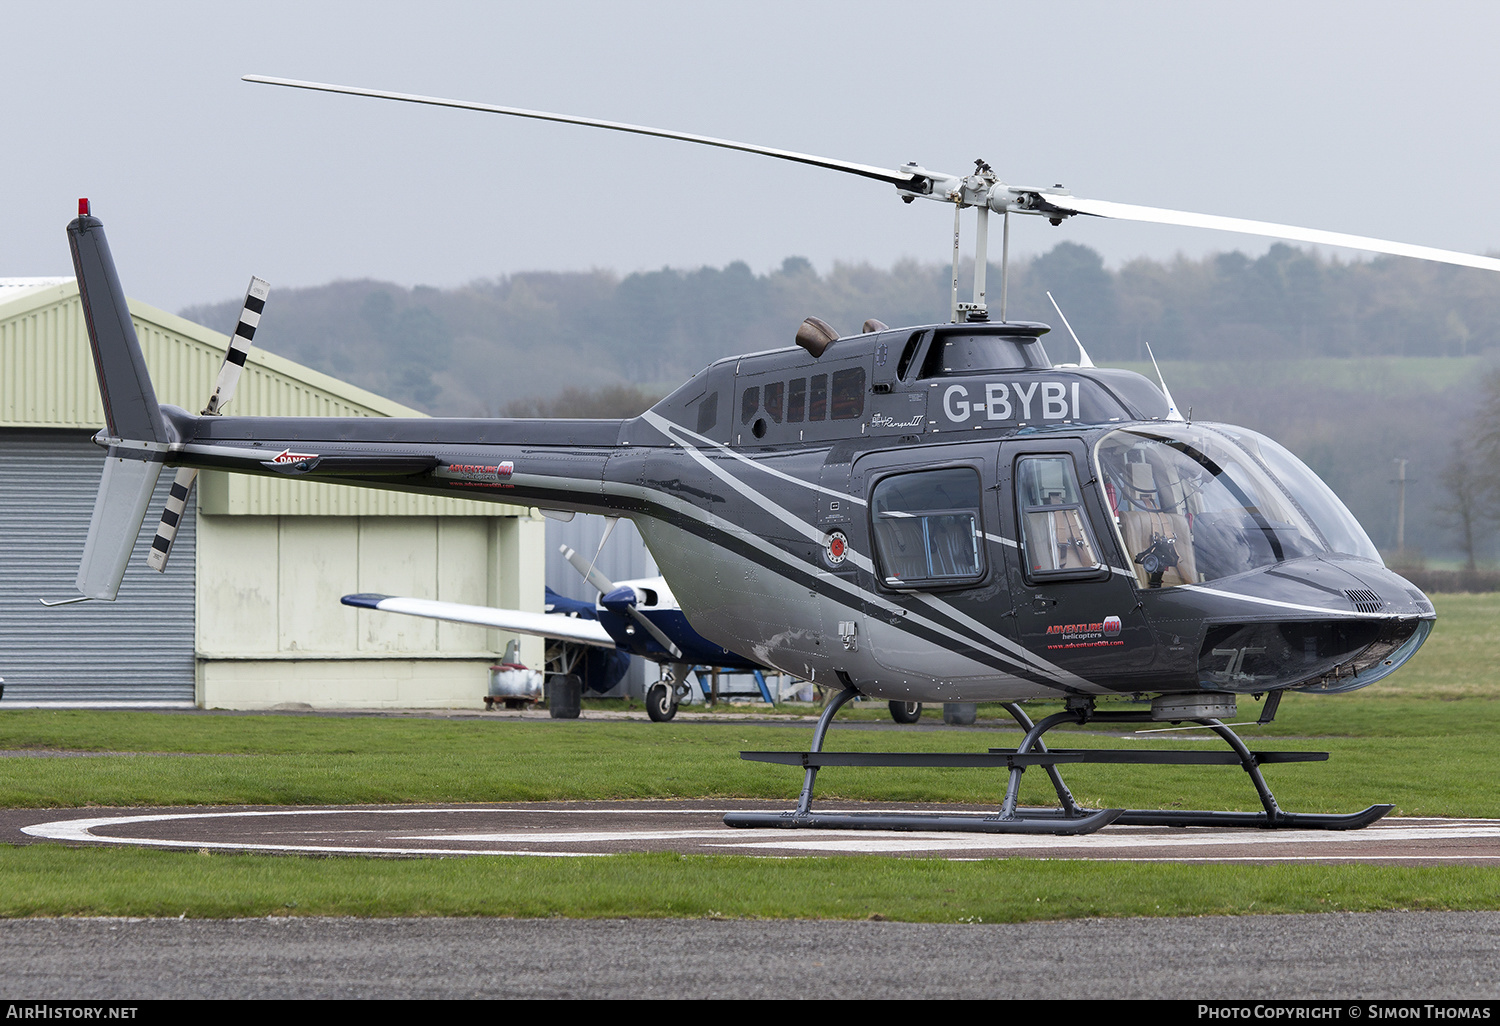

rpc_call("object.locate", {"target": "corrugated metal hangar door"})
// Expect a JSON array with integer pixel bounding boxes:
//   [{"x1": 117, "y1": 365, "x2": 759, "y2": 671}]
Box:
[{"x1": 0, "y1": 429, "x2": 196, "y2": 704}]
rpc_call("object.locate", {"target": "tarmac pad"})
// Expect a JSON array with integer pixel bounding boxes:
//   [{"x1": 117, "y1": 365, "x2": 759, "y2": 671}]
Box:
[{"x1": 7, "y1": 800, "x2": 1500, "y2": 862}]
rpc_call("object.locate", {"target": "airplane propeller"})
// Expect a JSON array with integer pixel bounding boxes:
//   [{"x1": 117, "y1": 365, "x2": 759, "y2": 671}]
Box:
[
  {"x1": 146, "y1": 276, "x2": 269, "y2": 571},
  {"x1": 559, "y1": 543, "x2": 683, "y2": 660}
]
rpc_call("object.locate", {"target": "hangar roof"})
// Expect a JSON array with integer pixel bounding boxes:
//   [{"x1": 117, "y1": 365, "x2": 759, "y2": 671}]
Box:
[{"x1": 0, "y1": 280, "x2": 526, "y2": 517}]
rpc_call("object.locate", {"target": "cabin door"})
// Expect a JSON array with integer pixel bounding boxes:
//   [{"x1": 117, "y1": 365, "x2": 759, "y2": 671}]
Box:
[
  {"x1": 851, "y1": 443, "x2": 1019, "y2": 694},
  {"x1": 998, "y1": 439, "x2": 1158, "y2": 688}
]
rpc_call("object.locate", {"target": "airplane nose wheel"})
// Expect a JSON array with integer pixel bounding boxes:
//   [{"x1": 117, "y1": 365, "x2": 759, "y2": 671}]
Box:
[
  {"x1": 647, "y1": 664, "x2": 693, "y2": 722},
  {"x1": 646, "y1": 683, "x2": 677, "y2": 722}
]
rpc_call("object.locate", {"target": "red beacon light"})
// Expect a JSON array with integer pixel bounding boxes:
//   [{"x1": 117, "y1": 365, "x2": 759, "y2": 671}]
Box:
[{"x1": 78, "y1": 198, "x2": 90, "y2": 217}]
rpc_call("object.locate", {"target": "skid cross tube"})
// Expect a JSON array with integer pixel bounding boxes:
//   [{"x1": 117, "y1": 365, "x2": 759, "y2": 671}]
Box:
[
  {"x1": 725, "y1": 687, "x2": 1119, "y2": 834},
  {"x1": 999, "y1": 702, "x2": 1087, "y2": 819},
  {"x1": 726, "y1": 687, "x2": 1122, "y2": 835},
  {"x1": 727, "y1": 692, "x2": 1392, "y2": 834},
  {"x1": 996, "y1": 704, "x2": 1390, "y2": 830}
]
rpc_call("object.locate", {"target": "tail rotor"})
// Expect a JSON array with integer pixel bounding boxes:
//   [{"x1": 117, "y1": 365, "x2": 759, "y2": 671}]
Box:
[{"x1": 146, "y1": 276, "x2": 269, "y2": 572}]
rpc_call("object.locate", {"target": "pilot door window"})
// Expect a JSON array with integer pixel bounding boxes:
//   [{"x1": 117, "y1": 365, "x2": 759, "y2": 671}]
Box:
[
  {"x1": 1015, "y1": 456, "x2": 1104, "y2": 581},
  {"x1": 1094, "y1": 426, "x2": 1329, "y2": 588},
  {"x1": 870, "y1": 467, "x2": 985, "y2": 590}
]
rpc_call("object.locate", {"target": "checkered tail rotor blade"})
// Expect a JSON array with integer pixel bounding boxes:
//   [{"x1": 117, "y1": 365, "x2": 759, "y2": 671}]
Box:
[{"x1": 146, "y1": 276, "x2": 269, "y2": 572}]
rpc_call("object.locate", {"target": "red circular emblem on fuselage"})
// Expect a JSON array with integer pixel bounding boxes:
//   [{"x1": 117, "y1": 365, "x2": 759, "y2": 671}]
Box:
[{"x1": 827, "y1": 531, "x2": 848, "y2": 565}]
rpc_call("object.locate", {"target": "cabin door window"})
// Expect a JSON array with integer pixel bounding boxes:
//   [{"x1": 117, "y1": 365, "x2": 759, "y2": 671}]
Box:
[{"x1": 869, "y1": 467, "x2": 986, "y2": 589}]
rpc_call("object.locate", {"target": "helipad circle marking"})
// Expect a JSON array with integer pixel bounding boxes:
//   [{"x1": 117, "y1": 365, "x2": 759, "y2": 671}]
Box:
[{"x1": 18, "y1": 808, "x2": 1500, "y2": 861}]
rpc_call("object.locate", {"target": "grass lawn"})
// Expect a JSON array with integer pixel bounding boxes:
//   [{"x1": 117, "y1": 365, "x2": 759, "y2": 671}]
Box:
[
  {"x1": 3, "y1": 846, "x2": 1497, "y2": 922},
  {"x1": 0, "y1": 592, "x2": 1496, "y2": 921}
]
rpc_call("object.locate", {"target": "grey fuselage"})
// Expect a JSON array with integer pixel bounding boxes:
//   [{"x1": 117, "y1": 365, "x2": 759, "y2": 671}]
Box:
[{"x1": 151, "y1": 321, "x2": 1433, "y2": 704}]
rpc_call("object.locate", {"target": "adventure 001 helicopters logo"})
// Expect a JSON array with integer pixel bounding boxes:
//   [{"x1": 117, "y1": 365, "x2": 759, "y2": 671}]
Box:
[{"x1": 1045, "y1": 615, "x2": 1123, "y2": 650}]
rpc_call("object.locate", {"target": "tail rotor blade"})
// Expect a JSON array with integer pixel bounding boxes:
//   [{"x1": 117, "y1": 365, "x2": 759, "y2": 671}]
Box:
[
  {"x1": 146, "y1": 467, "x2": 198, "y2": 572},
  {"x1": 205, "y1": 276, "x2": 269, "y2": 415},
  {"x1": 146, "y1": 276, "x2": 268, "y2": 573}
]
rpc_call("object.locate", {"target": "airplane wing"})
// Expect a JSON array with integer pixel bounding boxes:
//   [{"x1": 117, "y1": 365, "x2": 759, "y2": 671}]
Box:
[{"x1": 340, "y1": 594, "x2": 617, "y2": 648}]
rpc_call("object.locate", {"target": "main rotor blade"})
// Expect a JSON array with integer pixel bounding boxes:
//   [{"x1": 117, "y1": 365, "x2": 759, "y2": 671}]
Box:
[
  {"x1": 247, "y1": 75, "x2": 1500, "y2": 276},
  {"x1": 244, "y1": 75, "x2": 918, "y2": 189},
  {"x1": 1049, "y1": 196, "x2": 1500, "y2": 274}
]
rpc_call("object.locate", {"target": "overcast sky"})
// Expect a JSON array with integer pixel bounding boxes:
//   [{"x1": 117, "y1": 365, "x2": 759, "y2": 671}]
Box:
[{"x1": 6, "y1": 0, "x2": 1500, "y2": 312}]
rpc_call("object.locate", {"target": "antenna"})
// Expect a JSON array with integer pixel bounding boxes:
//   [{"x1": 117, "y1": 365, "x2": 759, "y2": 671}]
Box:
[
  {"x1": 1045, "y1": 291, "x2": 1095, "y2": 368},
  {"x1": 584, "y1": 516, "x2": 620, "y2": 587},
  {"x1": 1144, "y1": 340, "x2": 1184, "y2": 422}
]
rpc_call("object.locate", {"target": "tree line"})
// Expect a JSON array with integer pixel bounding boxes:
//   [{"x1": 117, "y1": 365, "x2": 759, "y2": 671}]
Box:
[{"x1": 180, "y1": 243, "x2": 1500, "y2": 567}]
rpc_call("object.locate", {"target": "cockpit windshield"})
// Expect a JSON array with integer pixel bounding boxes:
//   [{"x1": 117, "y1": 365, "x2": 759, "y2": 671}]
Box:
[
  {"x1": 1094, "y1": 424, "x2": 1378, "y2": 588},
  {"x1": 1211, "y1": 425, "x2": 1383, "y2": 564}
]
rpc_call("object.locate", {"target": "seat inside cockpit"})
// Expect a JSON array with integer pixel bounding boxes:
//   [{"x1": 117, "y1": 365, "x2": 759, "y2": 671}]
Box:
[{"x1": 1111, "y1": 458, "x2": 1199, "y2": 588}]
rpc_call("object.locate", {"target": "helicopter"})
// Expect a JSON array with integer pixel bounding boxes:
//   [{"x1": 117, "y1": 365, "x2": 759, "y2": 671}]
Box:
[{"x1": 59, "y1": 75, "x2": 1496, "y2": 835}]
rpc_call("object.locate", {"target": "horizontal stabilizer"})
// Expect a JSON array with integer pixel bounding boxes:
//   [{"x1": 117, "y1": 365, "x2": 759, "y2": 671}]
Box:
[{"x1": 76, "y1": 454, "x2": 164, "y2": 600}]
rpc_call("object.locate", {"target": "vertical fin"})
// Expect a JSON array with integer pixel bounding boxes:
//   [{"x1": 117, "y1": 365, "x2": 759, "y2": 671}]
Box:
[
  {"x1": 76, "y1": 454, "x2": 163, "y2": 600},
  {"x1": 67, "y1": 207, "x2": 167, "y2": 444},
  {"x1": 66, "y1": 204, "x2": 170, "y2": 600}
]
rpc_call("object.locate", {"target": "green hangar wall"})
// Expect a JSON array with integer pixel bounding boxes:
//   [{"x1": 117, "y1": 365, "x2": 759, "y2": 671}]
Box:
[{"x1": 0, "y1": 278, "x2": 544, "y2": 709}]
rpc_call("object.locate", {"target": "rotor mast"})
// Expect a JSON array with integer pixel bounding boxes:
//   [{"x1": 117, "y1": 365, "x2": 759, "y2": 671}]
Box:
[
  {"x1": 895, "y1": 157, "x2": 1075, "y2": 324},
  {"x1": 948, "y1": 160, "x2": 1005, "y2": 324}
]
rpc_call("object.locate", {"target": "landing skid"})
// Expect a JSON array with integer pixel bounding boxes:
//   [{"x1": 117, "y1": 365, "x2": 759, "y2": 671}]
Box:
[
  {"x1": 726, "y1": 807, "x2": 1123, "y2": 835},
  {"x1": 725, "y1": 691, "x2": 1393, "y2": 835}
]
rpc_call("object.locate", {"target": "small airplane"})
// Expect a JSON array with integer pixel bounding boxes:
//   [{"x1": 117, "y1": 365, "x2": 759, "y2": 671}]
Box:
[
  {"x1": 347, "y1": 540, "x2": 896, "y2": 722},
  {"x1": 344, "y1": 544, "x2": 767, "y2": 721},
  {"x1": 55, "y1": 75, "x2": 1491, "y2": 835}
]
